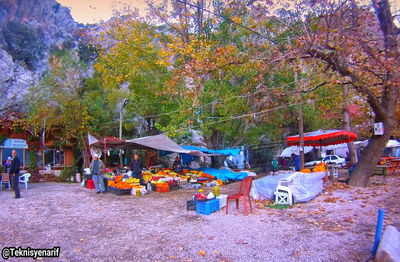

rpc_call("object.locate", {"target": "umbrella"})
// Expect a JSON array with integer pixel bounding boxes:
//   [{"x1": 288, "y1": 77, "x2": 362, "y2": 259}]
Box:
[
  {"x1": 280, "y1": 146, "x2": 314, "y2": 157},
  {"x1": 286, "y1": 129, "x2": 357, "y2": 147}
]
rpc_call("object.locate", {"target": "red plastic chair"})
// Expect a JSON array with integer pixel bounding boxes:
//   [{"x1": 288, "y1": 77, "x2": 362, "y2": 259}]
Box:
[{"x1": 226, "y1": 176, "x2": 253, "y2": 215}]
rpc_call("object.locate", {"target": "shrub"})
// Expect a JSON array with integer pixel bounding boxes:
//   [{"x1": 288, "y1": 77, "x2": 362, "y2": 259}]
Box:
[{"x1": 59, "y1": 166, "x2": 76, "y2": 182}]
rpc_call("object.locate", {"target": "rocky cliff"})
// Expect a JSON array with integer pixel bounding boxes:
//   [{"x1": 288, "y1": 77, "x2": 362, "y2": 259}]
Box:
[{"x1": 0, "y1": 0, "x2": 79, "y2": 113}]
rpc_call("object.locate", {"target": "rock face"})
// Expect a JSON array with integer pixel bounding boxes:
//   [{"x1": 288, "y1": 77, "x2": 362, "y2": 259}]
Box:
[
  {"x1": 0, "y1": 0, "x2": 78, "y2": 114},
  {"x1": 377, "y1": 225, "x2": 400, "y2": 262}
]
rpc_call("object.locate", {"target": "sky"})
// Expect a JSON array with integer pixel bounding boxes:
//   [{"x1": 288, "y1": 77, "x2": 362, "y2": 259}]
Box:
[
  {"x1": 57, "y1": 0, "x2": 148, "y2": 24},
  {"x1": 58, "y1": 0, "x2": 400, "y2": 24}
]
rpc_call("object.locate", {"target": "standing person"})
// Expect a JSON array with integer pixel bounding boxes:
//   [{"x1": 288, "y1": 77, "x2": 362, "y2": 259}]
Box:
[
  {"x1": 130, "y1": 154, "x2": 143, "y2": 184},
  {"x1": 294, "y1": 155, "x2": 301, "y2": 171},
  {"x1": 9, "y1": 150, "x2": 21, "y2": 199},
  {"x1": 90, "y1": 154, "x2": 105, "y2": 194},
  {"x1": 271, "y1": 158, "x2": 279, "y2": 175},
  {"x1": 281, "y1": 158, "x2": 288, "y2": 170},
  {"x1": 5, "y1": 157, "x2": 12, "y2": 173},
  {"x1": 172, "y1": 155, "x2": 182, "y2": 174}
]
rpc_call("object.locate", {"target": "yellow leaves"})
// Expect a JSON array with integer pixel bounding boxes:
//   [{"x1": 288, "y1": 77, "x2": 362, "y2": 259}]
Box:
[
  {"x1": 231, "y1": 16, "x2": 242, "y2": 24},
  {"x1": 197, "y1": 250, "x2": 206, "y2": 257}
]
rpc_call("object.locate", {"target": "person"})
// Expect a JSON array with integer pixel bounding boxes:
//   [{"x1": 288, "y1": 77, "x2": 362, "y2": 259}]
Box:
[
  {"x1": 292, "y1": 154, "x2": 300, "y2": 171},
  {"x1": 172, "y1": 155, "x2": 182, "y2": 174},
  {"x1": 5, "y1": 157, "x2": 12, "y2": 173},
  {"x1": 130, "y1": 154, "x2": 143, "y2": 184},
  {"x1": 90, "y1": 154, "x2": 105, "y2": 194},
  {"x1": 281, "y1": 158, "x2": 288, "y2": 170},
  {"x1": 9, "y1": 150, "x2": 21, "y2": 199},
  {"x1": 271, "y1": 158, "x2": 279, "y2": 174}
]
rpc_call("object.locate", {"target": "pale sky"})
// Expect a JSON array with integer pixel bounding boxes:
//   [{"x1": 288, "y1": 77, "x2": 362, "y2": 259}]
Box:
[
  {"x1": 58, "y1": 0, "x2": 400, "y2": 24},
  {"x1": 57, "y1": 0, "x2": 149, "y2": 24}
]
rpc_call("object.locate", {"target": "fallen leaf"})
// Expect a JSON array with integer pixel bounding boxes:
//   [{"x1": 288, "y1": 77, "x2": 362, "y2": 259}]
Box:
[
  {"x1": 74, "y1": 248, "x2": 82, "y2": 252},
  {"x1": 169, "y1": 256, "x2": 177, "y2": 259},
  {"x1": 198, "y1": 250, "x2": 206, "y2": 257},
  {"x1": 213, "y1": 250, "x2": 221, "y2": 255}
]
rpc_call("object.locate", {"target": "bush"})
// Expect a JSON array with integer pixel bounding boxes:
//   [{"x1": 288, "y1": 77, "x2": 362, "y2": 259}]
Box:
[
  {"x1": 2, "y1": 21, "x2": 46, "y2": 69},
  {"x1": 59, "y1": 166, "x2": 76, "y2": 182},
  {"x1": 0, "y1": 166, "x2": 5, "y2": 173}
]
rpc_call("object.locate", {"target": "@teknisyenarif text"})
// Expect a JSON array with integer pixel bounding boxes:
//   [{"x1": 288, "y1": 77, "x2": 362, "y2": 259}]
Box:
[{"x1": 2, "y1": 246, "x2": 60, "y2": 260}]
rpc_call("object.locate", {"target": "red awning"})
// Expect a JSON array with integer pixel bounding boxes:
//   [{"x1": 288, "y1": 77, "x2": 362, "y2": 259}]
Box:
[{"x1": 286, "y1": 129, "x2": 357, "y2": 147}]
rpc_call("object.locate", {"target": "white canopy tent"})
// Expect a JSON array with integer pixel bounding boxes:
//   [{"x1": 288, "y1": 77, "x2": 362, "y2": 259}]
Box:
[{"x1": 279, "y1": 146, "x2": 313, "y2": 157}]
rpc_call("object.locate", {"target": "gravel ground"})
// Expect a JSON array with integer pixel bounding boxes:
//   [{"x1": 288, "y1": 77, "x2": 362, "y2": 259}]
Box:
[{"x1": 0, "y1": 174, "x2": 399, "y2": 262}]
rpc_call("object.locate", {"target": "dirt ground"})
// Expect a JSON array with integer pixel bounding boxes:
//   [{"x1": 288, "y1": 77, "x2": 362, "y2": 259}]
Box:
[{"x1": 0, "y1": 174, "x2": 399, "y2": 262}]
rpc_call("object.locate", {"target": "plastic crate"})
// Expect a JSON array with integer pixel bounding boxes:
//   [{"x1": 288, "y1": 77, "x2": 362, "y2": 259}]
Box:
[
  {"x1": 112, "y1": 188, "x2": 132, "y2": 196},
  {"x1": 169, "y1": 184, "x2": 179, "y2": 191},
  {"x1": 86, "y1": 179, "x2": 95, "y2": 189},
  {"x1": 156, "y1": 184, "x2": 169, "y2": 193},
  {"x1": 196, "y1": 198, "x2": 220, "y2": 215},
  {"x1": 217, "y1": 194, "x2": 228, "y2": 208}
]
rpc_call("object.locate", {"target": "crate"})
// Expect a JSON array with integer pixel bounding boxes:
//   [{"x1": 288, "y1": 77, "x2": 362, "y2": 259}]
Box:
[
  {"x1": 196, "y1": 198, "x2": 220, "y2": 215},
  {"x1": 169, "y1": 184, "x2": 179, "y2": 191},
  {"x1": 156, "y1": 184, "x2": 169, "y2": 193},
  {"x1": 187, "y1": 200, "x2": 196, "y2": 211},
  {"x1": 110, "y1": 187, "x2": 131, "y2": 196},
  {"x1": 217, "y1": 194, "x2": 228, "y2": 208}
]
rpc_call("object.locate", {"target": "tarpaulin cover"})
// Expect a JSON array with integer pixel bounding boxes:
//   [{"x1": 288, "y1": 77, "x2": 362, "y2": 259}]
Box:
[
  {"x1": 197, "y1": 167, "x2": 248, "y2": 181},
  {"x1": 126, "y1": 134, "x2": 209, "y2": 158},
  {"x1": 181, "y1": 146, "x2": 241, "y2": 156},
  {"x1": 287, "y1": 129, "x2": 357, "y2": 147},
  {"x1": 250, "y1": 172, "x2": 325, "y2": 203}
]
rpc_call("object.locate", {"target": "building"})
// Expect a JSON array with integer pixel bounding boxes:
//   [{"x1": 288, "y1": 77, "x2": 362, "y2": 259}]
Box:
[{"x1": 0, "y1": 113, "x2": 74, "y2": 173}]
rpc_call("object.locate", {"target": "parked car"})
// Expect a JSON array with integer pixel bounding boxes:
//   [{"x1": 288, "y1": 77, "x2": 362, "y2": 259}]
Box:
[{"x1": 305, "y1": 155, "x2": 346, "y2": 167}]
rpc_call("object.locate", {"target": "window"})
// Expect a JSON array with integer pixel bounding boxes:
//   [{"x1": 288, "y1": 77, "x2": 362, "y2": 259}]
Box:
[
  {"x1": 331, "y1": 156, "x2": 338, "y2": 160},
  {"x1": 44, "y1": 149, "x2": 64, "y2": 167}
]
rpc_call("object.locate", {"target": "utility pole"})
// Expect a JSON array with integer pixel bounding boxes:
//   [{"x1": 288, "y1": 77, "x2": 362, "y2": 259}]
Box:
[
  {"x1": 295, "y1": 70, "x2": 305, "y2": 170},
  {"x1": 119, "y1": 98, "x2": 130, "y2": 167},
  {"x1": 342, "y1": 85, "x2": 358, "y2": 164}
]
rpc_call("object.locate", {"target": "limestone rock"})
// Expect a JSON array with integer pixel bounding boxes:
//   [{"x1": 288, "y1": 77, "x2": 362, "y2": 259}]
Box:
[{"x1": 376, "y1": 225, "x2": 400, "y2": 262}]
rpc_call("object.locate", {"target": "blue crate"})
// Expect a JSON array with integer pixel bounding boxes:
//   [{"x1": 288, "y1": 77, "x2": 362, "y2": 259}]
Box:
[{"x1": 196, "y1": 198, "x2": 220, "y2": 215}]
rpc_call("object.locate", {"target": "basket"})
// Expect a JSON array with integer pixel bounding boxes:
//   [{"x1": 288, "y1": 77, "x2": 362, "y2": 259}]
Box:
[
  {"x1": 196, "y1": 198, "x2": 220, "y2": 215},
  {"x1": 217, "y1": 194, "x2": 228, "y2": 208}
]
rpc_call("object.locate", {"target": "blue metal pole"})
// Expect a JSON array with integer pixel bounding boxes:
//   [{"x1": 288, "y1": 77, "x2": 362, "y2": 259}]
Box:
[{"x1": 371, "y1": 208, "x2": 384, "y2": 257}]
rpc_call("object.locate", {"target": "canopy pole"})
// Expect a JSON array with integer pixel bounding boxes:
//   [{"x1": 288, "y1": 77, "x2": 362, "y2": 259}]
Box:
[{"x1": 104, "y1": 140, "x2": 107, "y2": 168}]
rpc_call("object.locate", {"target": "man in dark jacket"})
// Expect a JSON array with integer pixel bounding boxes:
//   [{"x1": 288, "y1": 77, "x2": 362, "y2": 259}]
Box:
[
  {"x1": 9, "y1": 150, "x2": 21, "y2": 199},
  {"x1": 130, "y1": 154, "x2": 143, "y2": 184}
]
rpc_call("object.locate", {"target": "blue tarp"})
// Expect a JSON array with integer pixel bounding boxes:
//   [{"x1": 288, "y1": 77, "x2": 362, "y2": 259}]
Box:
[
  {"x1": 182, "y1": 146, "x2": 241, "y2": 156},
  {"x1": 197, "y1": 167, "x2": 248, "y2": 181},
  {"x1": 159, "y1": 146, "x2": 241, "y2": 165}
]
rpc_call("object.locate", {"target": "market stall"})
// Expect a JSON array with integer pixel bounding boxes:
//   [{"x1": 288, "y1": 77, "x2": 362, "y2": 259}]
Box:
[{"x1": 86, "y1": 133, "x2": 250, "y2": 196}]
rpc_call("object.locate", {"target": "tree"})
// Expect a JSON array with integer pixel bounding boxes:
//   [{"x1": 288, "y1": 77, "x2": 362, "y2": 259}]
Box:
[
  {"x1": 289, "y1": 0, "x2": 399, "y2": 186},
  {"x1": 28, "y1": 50, "x2": 92, "y2": 166}
]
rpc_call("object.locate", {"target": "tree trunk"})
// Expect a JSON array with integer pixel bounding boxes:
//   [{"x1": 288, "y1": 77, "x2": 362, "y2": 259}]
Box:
[
  {"x1": 348, "y1": 133, "x2": 389, "y2": 186},
  {"x1": 342, "y1": 85, "x2": 357, "y2": 164}
]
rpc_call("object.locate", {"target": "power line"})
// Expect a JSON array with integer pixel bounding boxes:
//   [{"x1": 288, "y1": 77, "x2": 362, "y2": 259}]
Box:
[{"x1": 164, "y1": 94, "x2": 337, "y2": 134}]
